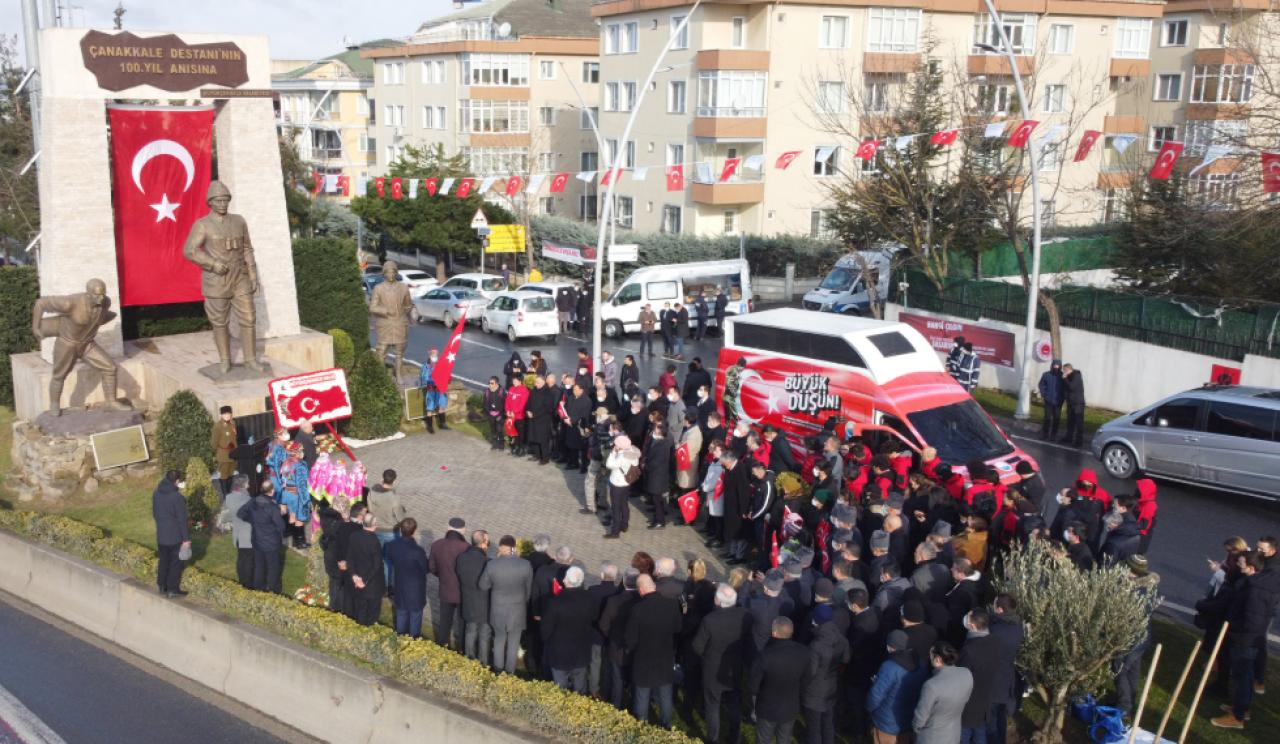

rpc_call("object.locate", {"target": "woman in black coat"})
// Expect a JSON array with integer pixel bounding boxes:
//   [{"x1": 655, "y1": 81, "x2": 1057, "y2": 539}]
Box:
[
  {"x1": 562, "y1": 383, "x2": 593, "y2": 472},
  {"x1": 621, "y1": 396, "x2": 649, "y2": 444},
  {"x1": 620, "y1": 354, "x2": 640, "y2": 398},
  {"x1": 643, "y1": 418, "x2": 673, "y2": 528},
  {"x1": 525, "y1": 376, "x2": 557, "y2": 465},
  {"x1": 502, "y1": 352, "x2": 526, "y2": 386}
]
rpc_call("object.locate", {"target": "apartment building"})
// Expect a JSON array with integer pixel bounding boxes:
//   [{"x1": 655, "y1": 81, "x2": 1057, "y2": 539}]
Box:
[
  {"x1": 590, "y1": 0, "x2": 1280, "y2": 237},
  {"x1": 273, "y1": 41, "x2": 396, "y2": 201},
  {"x1": 364, "y1": 0, "x2": 600, "y2": 218}
]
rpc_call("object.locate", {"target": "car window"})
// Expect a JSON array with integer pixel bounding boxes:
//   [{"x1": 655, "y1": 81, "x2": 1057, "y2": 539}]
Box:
[
  {"x1": 1205, "y1": 401, "x2": 1277, "y2": 440},
  {"x1": 613, "y1": 283, "x2": 642, "y2": 305},
  {"x1": 523, "y1": 296, "x2": 555, "y2": 312},
  {"x1": 482, "y1": 278, "x2": 505, "y2": 291},
  {"x1": 1147, "y1": 398, "x2": 1202, "y2": 430},
  {"x1": 647, "y1": 281, "x2": 679, "y2": 301},
  {"x1": 403, "y1": 271, "x2": 430, "y2": 280},
  {"x1": 425, "y1": 289, "x2": 447, "y2": 300},
  {"x1": 459, "y1": 290, "x2": 483, "y2": 300}
]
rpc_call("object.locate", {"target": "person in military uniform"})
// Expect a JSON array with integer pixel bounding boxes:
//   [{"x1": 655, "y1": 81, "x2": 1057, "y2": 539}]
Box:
[
  {"x1": 211, "y1": 405, "x2": 237, "y2": 497},
  {"x1": 369, "y1": 261, "x2": 413, "y2": 383},
  {"x1": 182, "y1": 181, "x2": 263, "y2": 375},
  {"x1": 32, "y1": 278, "x2": 130, "y2": 417}
]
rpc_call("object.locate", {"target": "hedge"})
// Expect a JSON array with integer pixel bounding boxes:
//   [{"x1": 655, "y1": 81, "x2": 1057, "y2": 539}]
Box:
[
  {"x1": 0, "y1": 265, "x2": 39, "y2": 408},
  {"x1": 183, "y1": 456, "x2": 219, "y2": 526},
  {"x1": 292, "y1": 237, "x2": 369, "y2": 351},
  {"x1": 345, "y1": 349, "x2": 403, "y2": 440},
  {"x1": 155, "y1": 390, "x2": 215, "y2": 473},
  {"x1": 329, "y1": 328, "x2": 355, "y2": 372},
  {"x1": 120, "y1": 301, "x2": 210, "y2": 339},
  {"x1": 0, "y1": 509, "x2": 695, "y2": 744}
]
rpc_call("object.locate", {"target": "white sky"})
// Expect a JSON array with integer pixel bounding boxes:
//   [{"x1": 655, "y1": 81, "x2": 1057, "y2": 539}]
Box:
[{"x1": 5, "y1": 0, "x2": 464, "y2": 61}]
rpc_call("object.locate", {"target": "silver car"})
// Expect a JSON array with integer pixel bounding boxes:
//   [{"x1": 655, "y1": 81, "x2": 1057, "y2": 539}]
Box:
[
  {"x1": 1091, "y1": 385, "x2": 1280, "y2": 498},
  {"x1": 411, "y1": 288, "x2": 487, "y2": 328}
]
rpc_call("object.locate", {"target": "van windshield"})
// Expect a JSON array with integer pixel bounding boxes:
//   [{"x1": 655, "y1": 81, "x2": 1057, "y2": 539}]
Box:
[
  {"x1": 820, "y1": 267, "x2": 858, "y2": 291},
  {"x1": 907, "y1": 399, "x2": 1014, "y2": 464}
]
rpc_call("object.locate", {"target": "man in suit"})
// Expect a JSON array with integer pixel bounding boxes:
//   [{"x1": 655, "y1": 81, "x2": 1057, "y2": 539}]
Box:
[
  {"x1": 428, "y1": 517, "x2": 471, "y2": 649},
  {"x1": 221, "y1": 474, "x2": 254, "y2": 588},
  {"x1": 541, "y1": 566, "x2": 598, "y2": 693},
  {"x1": 625, "y1": 574, "x2": 682, "y2": 728},
  {"x1": 236, "y1": 480, "x2": 287, "y2": 594},
  {"x1": 347, "y1": 513, "x2": 387, "y2": 625},
  {"x1": 586, "y1": 562, "x2": 622, "y2": 698},
  {"x1": 749, "y1": 617, "x2": 812, "y2": 744},
  {"x1": 720, "y1": 451, "x2": 753, "y2": 564},
  {"x1": 914, "y1": 642, "x2": 974, "y2": 744},
  {"x1": 386, "y1": 517, "x2": 428, "y2": 638},
  {"x1": 478, "y1": 535, "x2": 533, "y2": 675},
  {"x1": 456, "y1": 530, "x2": 492, "y2": 665},
  {"x1": 945, "y1": 558, "x2": 982, "y2": 646},
  {"x1": 152, "y1": 469, "x2": 190, "y2": 598},
  {"x1": 988, "y1": 595, "x2": 1026, "y2": 744},
  {"x1": 843, "y1": 588, "x2": 882, "y2": 738},
  {"x1": 599, "y1": 568, "x2": 641, "y2": 709},
  {"x1": 530, "y1": 545, "x2": 573, "y2": 677},
  {"x1": 693, "y1": 583, "x2": 752, "y2": 744},
  {"x1": 958, "y1": 608, "x2": 1002, "y2": 743}
]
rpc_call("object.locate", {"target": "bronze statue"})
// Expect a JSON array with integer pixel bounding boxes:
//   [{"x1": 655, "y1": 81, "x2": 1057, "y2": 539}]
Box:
[
  {"x1": 32, "y1": 278, "x2": 130, "y2": 417},
  {"x1": 368, "y1": 260, "x2": 413, "y2": 383},
  {"x1": 182, "y1": 181, "x2": 263, "y2": 374}
]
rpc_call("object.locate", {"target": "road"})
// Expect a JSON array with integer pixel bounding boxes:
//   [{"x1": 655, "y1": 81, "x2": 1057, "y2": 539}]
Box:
[
  {"x1": 395, "y1": 315, "x2": 1280, "y2": 618},
  {"x1": 0, "y1": 592, "x2": 313, "y2": 744}
]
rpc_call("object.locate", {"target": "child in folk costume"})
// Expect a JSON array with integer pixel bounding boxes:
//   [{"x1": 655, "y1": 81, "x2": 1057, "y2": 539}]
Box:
[
  {"x1": 418, "y1": 347, "x2": 450, "y2": 434},
  {"x1": 279, "y1": 441, "x2": 312, "y2": 550},
  {"x1": 265, "y1": 427, "x2": 290, "y2": 496}
]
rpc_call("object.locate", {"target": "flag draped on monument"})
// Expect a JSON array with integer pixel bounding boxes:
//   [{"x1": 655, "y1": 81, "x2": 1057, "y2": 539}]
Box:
[{"x1": 107, "y1": 105, "x2": 214, "y2": 306}]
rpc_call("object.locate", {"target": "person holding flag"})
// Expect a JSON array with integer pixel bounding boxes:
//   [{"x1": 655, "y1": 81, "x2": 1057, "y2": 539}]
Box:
[{"x1": 420, "y1": 307, "x2": 469, "y2": 433}]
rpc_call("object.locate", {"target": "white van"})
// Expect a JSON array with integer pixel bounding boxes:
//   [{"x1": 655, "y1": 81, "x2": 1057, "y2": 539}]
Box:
[
  {"x1": 600, "y1": 259, "x2": 752, "y2": 338},
  {"x1": 802, "y1": 248, "x2": 895, "y2": 316}
]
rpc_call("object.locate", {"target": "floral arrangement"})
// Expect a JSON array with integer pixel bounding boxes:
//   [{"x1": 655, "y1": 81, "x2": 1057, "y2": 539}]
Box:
[
  {"x1": 188, "y1": 519, "x2": 208, "y2": 533},
  {"x1": 293, "y1": 583, "x2": 329, "y2": 608}
]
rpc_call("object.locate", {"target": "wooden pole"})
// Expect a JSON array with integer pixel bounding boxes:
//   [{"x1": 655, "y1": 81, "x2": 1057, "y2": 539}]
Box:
[
  {"x1": 1128, "y1": 643, "x2": 1163, "y2": 744},
  {"x1": 1177, "y1": 622, "x2": 1228, "y2": 744},
  {"x1": 1153, "y1": 639, "x2": 1202, "y2": 743}
]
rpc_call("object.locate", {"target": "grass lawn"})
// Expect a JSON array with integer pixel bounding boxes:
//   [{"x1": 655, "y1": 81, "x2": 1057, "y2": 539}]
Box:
[{"x1": 972, "y1": 387, "x2": 1122, "y2": 436}]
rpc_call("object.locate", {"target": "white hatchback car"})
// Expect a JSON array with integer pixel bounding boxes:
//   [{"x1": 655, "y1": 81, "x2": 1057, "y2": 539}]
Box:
[
  {"x1": 396, "y1": 269, "x2": 439, "y2": 295},
  {"x1": 440, "y1": 273, "x2": 508, "y2": 300},
  {"x1": 482, "y1": 291, "x2": 559, "y2": 342}
]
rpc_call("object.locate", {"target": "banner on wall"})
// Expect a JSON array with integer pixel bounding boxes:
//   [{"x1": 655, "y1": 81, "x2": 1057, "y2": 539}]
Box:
[
  {"x1": 899, "y1": 311, "x2": 1018, "y2": 368},
  {"x1": 541, "y1": 240, "x2": 596, "y2": 266}
]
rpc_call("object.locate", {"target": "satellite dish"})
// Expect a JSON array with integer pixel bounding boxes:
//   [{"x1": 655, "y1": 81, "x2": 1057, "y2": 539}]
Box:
[{"x1": 497, "y1": 22, "x2": 512, "y2": 38}]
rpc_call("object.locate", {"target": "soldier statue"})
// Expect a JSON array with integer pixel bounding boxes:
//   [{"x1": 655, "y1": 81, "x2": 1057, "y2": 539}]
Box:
[
  {"x1": 32, "y1": 278, "x2": 131, "y2": 417},
  {"x1": 368, "y1": 260, "x2": 413, "y2": 383},
  {"x1": 182, "y1": 181, "x2": 263, "y2": 375}
]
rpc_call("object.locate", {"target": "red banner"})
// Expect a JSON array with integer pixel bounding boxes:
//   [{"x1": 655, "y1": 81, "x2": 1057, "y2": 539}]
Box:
[
  {"x1": 1263, "y1": 152, "x2": 1280, "y2": 193},
  {"x1": 898, "y1": 311, "x2": 1017, "y2": 368},
  {"x1": 107, "y1": 105, "x2": 213, "y2": 306}
]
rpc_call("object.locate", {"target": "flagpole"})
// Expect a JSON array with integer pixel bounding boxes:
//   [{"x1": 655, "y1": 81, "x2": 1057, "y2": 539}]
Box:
[
  {"x1": 592, "y1": 0, "x2": 702, "y2": 371},
  {"x1": 978, "y1": 0, "x2": 1043, "y2": 420}
]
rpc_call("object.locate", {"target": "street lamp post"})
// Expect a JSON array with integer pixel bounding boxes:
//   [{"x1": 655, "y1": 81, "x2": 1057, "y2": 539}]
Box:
[
  {"x1": 977, "y1": 1, "x2": 1044, "y2": 420},
  {"x1": 590, "y1": 1, "x2": 702, "y2": 370}
]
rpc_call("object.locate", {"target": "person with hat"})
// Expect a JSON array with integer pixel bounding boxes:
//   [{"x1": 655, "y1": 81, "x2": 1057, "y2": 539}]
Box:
[
  {"x1": 428, "y1": 517, "x2": 471, "y2": 649},
  {"x1": 945, "y1": 336, "x2": 966, "y2": 380},
  {"x1": 278, "y1": 441, "x2": 312, "y2": 550},
  {"x1": 418, "y1": 346, "x2": 450, "y2": 434},
  {"x1": 868, "y1": 629, "x2": 929, "y2": 744},
  {"x1": 210, "y1": 405, "x2": 237, "y2": 498},
  {"x1": 1037, "y1": 360, "x2": 1065, "y2": 441},
  {"x1": 804, "y1": 581, "x2": 851, "y2": 744},
  {"x1": 478, "y1": 535, "x2": 534, "y2": 675},
  {"x1": 1010, "y1": 461, "x2": 1044, "y2": 509},
  {"x1": 265, "y1": 427, "x2": 290, "y2": 498},
  {"x1": 902, "y1": 599, "x2": 939, "y2": 667},
  {"x1": 604, "y1": 435, "x2": 641, "y2": 538}
]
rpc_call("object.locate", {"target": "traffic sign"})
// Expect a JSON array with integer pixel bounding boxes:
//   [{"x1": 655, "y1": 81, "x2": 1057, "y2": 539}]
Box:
[
  {"x1": 486, "y1": 224, "x2": 526, "y2": 253},
  {"x1": 469, "y1": 209, "x2": 489, "y2": 229},
  {"x1": 609, "y1": 243, "x2": 638, "y2": 263}
]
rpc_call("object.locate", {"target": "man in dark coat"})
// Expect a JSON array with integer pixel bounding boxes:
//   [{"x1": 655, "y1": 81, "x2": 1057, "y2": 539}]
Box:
[
  {"x1": 428, "y1": 517, "x2": 471, "y2": 649},
  {"x1": 318, "y1": 500, "x2": 347, "y2": 606},
  {"x1": 720, "y1": 451, "x2": 753, "y2": 564},
  {"x1": 152, "y1": 469, "x2": 190, "y2": 598},
  {"x1": 625, "y1": 575, "x2": 682, "y2": 728},
  {"x1": 945, "y1": 559, "x2": 982, "y2": 647},
  {"x1": 988, "y1": 595, "x2": 1025, "y2": 744},
  {"x1": 673, "y1": 302, "x2": 691, "y2": 360},
  {"x1": 347, "y1": 512, "x2": 387, "y2": 625},
  {"x1": 530, "y1": 545, "x2": 573, "y2": 677},
  {"x1": 644, "y1": 422, "x2": 674, "y2": 529},
  {"x1": 1037, "y1": 360, "x2": 1064, "y2": 440},
  {"x1": 713, "y1": 288, "x2": 728, "y2": 333},
  {"x1": 843, "y1": 589, "x2": 883, "y2": 737},
  {"x1": 958, "y1": 608, "x2": 1003, "y2": 742},
  {"x1": 750, "y1": 616, "x2": 812, "y2": 744},
  {"x1": 524, "y1": 376, "x2": 557, "y2": 465},
  {"x1": 804, "y1": 611, "x2": 851, "y2": 744},
  {"x1": 659, "y1": 302, "x2": 675, "y2": 355},
  {"x1": 692, "y1": 583, "x2": 752, "y2": 744},
  {"x1": 561, "y1": 383, "x2": 593, "y2": 472},
  {"x1": 541, "y1": 566, "x2": 598, "y2": 692},
  {"x1": 1060, "y1": 363, "x2": 1086, "y2": 446},
  {"x1": 456, "y1": 530, "x2": 492, "y2": 664},
  {"x1": 335, "y1": 503, "x2": 366, "y2": 618},
  {"x1": 682, "y1": 357, "x2": 713, "y2": 407},
  {"x1": 236, "y1": 480, "x2": 287, "y2": 594},
  {"x1": 1213, "y1": 550, "x2": 1280, "y2": 729},
  {"x1": 587, "y1": 562, "x2": 622, "y2": 698},
  {"x1": 694, "y1": 292, "x2": 709, "y2": 339},
  {"x1": 386, "y1": 517, "x2": 428, "y2": 638},
  {"x1": 600, "y1": 568, "x2": 642, "y2": 709}
]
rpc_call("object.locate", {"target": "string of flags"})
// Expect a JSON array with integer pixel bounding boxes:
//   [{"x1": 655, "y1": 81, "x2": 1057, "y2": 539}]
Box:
[{"x1": 312, "y1": 119, "x2": 1280, "y2": 198}]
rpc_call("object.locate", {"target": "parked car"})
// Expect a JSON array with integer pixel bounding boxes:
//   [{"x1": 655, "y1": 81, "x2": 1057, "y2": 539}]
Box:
[
  {"x1": 361, "y1": 272, "x2": 385, "y2": 297},
  {"x1": 412, "y1": 287, "x2": 487, "y2": 327},
  {"x1": 481, "y1": 291, "x2": 558, "y2": 342},
  {"x1": 441, "y1": 273, "x2": 507, "y2": 300},
  {"x1": 518, "y1": 281, "x2": 577, "y2": 298},
  {"x1": 397, "y1": 269, "x2": 439, "y2": 295},
  {"x1": 1091, "y1": 384, "x2": 1280, "y2": 498}
]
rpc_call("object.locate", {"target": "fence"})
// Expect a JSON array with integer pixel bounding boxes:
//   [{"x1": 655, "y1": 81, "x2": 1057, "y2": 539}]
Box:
[{"x1": 896, "y1": 269, "x2": 1280, "y2": 362}]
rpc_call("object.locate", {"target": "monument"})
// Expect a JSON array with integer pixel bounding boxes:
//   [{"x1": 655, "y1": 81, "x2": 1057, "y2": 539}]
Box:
[
  {"x1": 32, "y1": 278, "x2": 131, "y2": 417},
  {"x1": 368, "y1": 261, "x2": 413, "y2": 384}
]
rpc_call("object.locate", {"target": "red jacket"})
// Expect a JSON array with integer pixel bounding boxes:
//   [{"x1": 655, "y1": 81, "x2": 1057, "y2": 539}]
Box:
[
  {"x1": 1075, "y1": 468, "x2": 1111, "y2": 511},
  {"x1": 1134, "y1": 478, "x2": 1157, "y2": 536},
  {"x1": 505, "y1": 385, "x2": 529, "y2": 418},
  {"x1": 920, "y1": 456, "x2": 942, "y2": 481},
  {"x1": 942, "y1": 473, "x2": 966, "y2": 501},
  {"x1": 890, "y1": 454, "x2": 912, "y2": 488}
]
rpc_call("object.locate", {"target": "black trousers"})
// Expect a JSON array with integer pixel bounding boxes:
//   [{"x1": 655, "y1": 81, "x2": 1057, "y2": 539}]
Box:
[
  {"x1": 704, "y1": 686, "x2": 741, "y2": 744},
  {"x1": 1041, "y1": 401, "x2": 1061, "y2": 438},
  {"x1": 327, "y1": 571, "x2": 344, "y2": 610},
  {"x1": 236, "y1": 547, "x2": 255, "y2": 588},
  {"x1": 1064, "y1": 404, "x2": 1085, "y2": 445},
  {"x1": 609, "y1": 483, "x2": 631, "y2": 535},
  {"x1": 354, "y1": 591, "x2": 381, "y2": 626},
  {"x1": 156, "y1": 542, "x2": 184, "y2": 593},
  {"x1": 488, "y1": 415, "x2": 503, "y2": 448},
  {"x1": 436, "y1": 600, "x2": 460, "y2": 649},
  {"x1": 803, "y1": 705, "x2": 836, "y2": 744},
  {"x1": 639, "y1": 332, "x2": 654, "y2": 355},
  {"x1": 253, "y1": 547, "x2": 283, "y2": 594},
  {"x1": 648, "y1": 490, "x2": 667, "y2": 526}
]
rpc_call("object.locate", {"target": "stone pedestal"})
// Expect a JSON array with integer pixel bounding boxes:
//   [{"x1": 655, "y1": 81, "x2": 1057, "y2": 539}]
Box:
[{"x1": 8, "y1": 415, "x2": 160, "y2": 502}]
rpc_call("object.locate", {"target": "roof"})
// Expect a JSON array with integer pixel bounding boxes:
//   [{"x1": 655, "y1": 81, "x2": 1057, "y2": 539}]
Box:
[
  {"x1": 274, "y1": 39, "x2": 403, "y2": 81},
  {"x1": 1183, "y1": 385, "x2": 1280, "y2": 405},
  {"x1": 417, "y1": 0, "x2": 599, "y2": 38}
]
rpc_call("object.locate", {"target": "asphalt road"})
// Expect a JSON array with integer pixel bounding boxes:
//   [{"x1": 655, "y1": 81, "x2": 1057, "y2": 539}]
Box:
[
  {"x1": 0, "y1": 592, "x2": 312, "y2": 744},
  {"x1": 395, "y1": 316, "x2": 1280, "y2": 618}
]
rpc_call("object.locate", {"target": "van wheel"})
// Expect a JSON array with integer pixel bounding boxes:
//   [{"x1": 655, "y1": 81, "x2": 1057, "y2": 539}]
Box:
[
  {"x1": 604, "y1": 320, "x2": 623, "y2": 339},
  {"x1": 1102, "y1": 443, "x2": 1138, "y2": 479},
  {"x1": 507, "y1": 326, "x2": 518, "y2": 343},
  {"x1": 481, "y1": 318, "x2": 491, "y2": 334},
  {"x1": 442, "y1": 313, "x2": 455, "y2": 329}
]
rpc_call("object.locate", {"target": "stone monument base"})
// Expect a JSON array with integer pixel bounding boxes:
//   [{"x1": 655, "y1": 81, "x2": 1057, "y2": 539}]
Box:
[
  {"x1": 8, "y1": 413, "x2": 159, "y2": 502},
  {"x1": 196, "y1": 361, "x2": 275, "y2": 383}
]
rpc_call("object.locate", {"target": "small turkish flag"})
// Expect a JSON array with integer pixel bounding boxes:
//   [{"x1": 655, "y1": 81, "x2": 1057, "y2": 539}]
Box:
[
  {"x1": 676, "y1": 442, "x2": 693, "y2": 471},
  {"x1": 1148, "y1": 141, "x2": 1183, "y2": 180},
  {"x1": 390, "y1": 177, "x2": 403, "y2": 200},
  {"x1": 770, "y1": 531, "x2": 780, "y2": 568},
  {"x1": 425, "y1": 177, "x2": 438, "y2": 197},
  {"x1": 550, "y1": 172, "x2": 569, "y2": 193},
  {"x1": 855, "y1": 140, "x2": 881, "y2": 160},
  {"x1": 504, "y1": 417, "x2": 518, "y2": 437},
  {"x1": 312, "y1": 172, "x2": 324, "y2": 195},
  {"x1": 666, "y1": 164, "x2": 684, "y2": 192},
  {"x1": 505, "y1": 176, "x2": 522, "y2": 196},
  {"x1": 432, "y1": 307, "x2": 468, "y2": 391},
  {"x1": 456, "y1": 178, "x2": 475, "y2": 198},
  {"x1": 1007, "y1": 120, "x2": 1039, "y2": 148},
  {"x1": 1073, "y1": 130, "x2": 1102, "y2": 162},
  {"x1": 930, "y1": 129, "x2": 959, "y2": 146},
  {"x1": 1262, "y1": 152, "x2": 1280, "y2": 193},
  {"x1": 337, "y1": 175, "x2": 350, "y2": 196},
  {"x1": 601, "y1": 168, "x2": 621, "y2": 186},
  {"x1": 375, "y1": 177, "x2": 386, "y2": 198},
  {"x1": 678, "y1": 490, "x2": 701, "y2": 524},
  {"x1": 776, "y1": 150, "x2": 801, "y2": 170},
  {"x1": 719, "y1": 158, "x2": 740, "y2": 182}
]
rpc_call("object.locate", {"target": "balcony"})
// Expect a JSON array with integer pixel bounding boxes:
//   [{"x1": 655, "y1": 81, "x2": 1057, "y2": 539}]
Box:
[
  {"x1": 307, "y1": 148, "x2": 345, "y2": 163},
  {"x1": 696, "y1": 49, "x2": 769, "y2": 72},
  {"x1": 864, "y1": 53, "x2": 920, "y2": 74},
  {"x1": 1109, "y1": 58, "x2": 1151, "y2": 79},
  {"x1": 967, "y1": 55, "x2": 1033, "y2": 76},
  {"x1": 691, "y1": 181, "x2": 764, "y2": 205},
  {"x1": 1186, "y1": 103, "x2": 1250, "y2": 120},
  {"x1": 1096, "y1": 172, "x2": 1136, "y2": 189},
  {"x1": 1103, "y1": 115, "x2": 1145, "y2": 134},
  {"x1": 1193, "y1": 48, "x2": 1255, "y2": 66},
  {"x1": 693, "y1": 117, "x2": 767, "y2": 139}
]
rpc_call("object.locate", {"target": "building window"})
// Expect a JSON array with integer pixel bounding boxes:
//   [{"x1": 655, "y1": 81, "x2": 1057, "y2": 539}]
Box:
[
  {"x1": 580, "y1": 107, "x2": 599, "y2": 129},
  {"x1": 421, "y1": 59, "x2": 445, "y2": 84},
  {"x1": 662, "y1": 205, "x2": 682, "y2": 234},
  {"x1": 1192, "y1": 173, "x2": 1240, "y2": 209},
  {"x1": 1190, "y1": 64, "x2": 1254, "y2": 103},
  {"x1": 820, "y1": 16, "x2": 849, "y2": 49},
  {"x1": 1042, "y1": 84, "x2": 1066, "y2": 113},
  {"x1": 818, "y1": 81, "x2": 845, "y2": 114},
  {"x1": 435, "y1": 106, "x2": 446, "y2": 129},
  {"x1": 1100, "y1": 188, "x2": 1127, "y2": 223},
  {"x1": 538, "y1": 152, "x2": 556, "y2": 171},
  {"x1": 458, "y1": 100, "x2": 530, "y2": 133},
  {"x1": 1114, "y1": 18, "x2": 1152, "y2": 59},
  {"x1": 1040, "y1": 200, "x2": 1057, "y2": 229},
  {"x1": 538, "y1": 106, "x2": 556, "y2": 126},
  {"x1": 539, "y1": 60, "x2": 556, "y2": 80},
  {"x1": 973, "y1": 13, "x2": 1036, "y2": 55},
  {"x1": 580, "y1": 195, "x2": 597, "y2": 220},
  {"x1": 972, "y1": 83, "x2": 1012, "y2": 114},
  {"x1": 582, "y1": 61, "x2": 600, "y2": 84},
  {"x1": 382, "y1": 62, "x2": 405, "y2": 85},
  {"x1": 731, "y1": 17, "x2": 746, "y2": 48},
  {"x1": 723, "y1": 209, "x2": 738, "y2": 235},
  {"x1": 604, "y1": 82, "x2": 619, "y2": 111},
  {"x1": 1216, "y1": 22, "x2": 1229, "y2": 46},
  {"x1": 809, "y1": 209, "x2": 835, "y2": 239},
  {"x1": 540, "y1": 196, "x2": 555, "y2": 215},
  {"x1": 1039, "y1": 142, "x2": 1063, "y2": 171},
  {"x1": 422, "y1": 105, "x2": 436, "y2": 129},
  {"x1": 1154, "y1": 73, "x2": 1182, "y2": 101},
  {"x1": 813, "y1": 146, "x2": 839, "y2": 177},
  {"x1": 865, "y1": 78, "x2": 892, "y2": 113},
  {"x1": 866, "y1": 8, "x2": 921, "y2": 52},
  {"x1": 359, "y1": 133, "x2": 374, "y2": 153},
  {"x1": 461, "y1": 53, "x2": 530, "y2": 86},
  {"x1": 667, "y1": 143, "x2": 684, "y2": 166},
  {"x1": 667, "y1": 80, "x2": 686, "y2": 113},
  {"x1": 604, "y1": 139, "x2": 636, "y2": 168},
  {"x1": 1047, "y1": 24, "x2": 1074, "y2": 54},
  {"x1": 356, "y1": 93, "x2": 370, "y2": 117},
  {"x1": 615, "y1": 197, "x2": 634, "y2": 228},
  {"x1": 1184, "y1": 119, "x2": 1248, "y2": 156},
  {"x1": 460, "y1": 146, "x2": 529, "y2": 175},
  {"x1": 605, "y1": 22, "x2": 639, "y2": 54},
  {"x1": 696, "y1": 70, "x2": 767, "y2": 117},
  {"x1": 1148, "y1": 125, "x2": 1177, "y2": 152},
  {"x1": 383, "y1": 104, "x2": 406, "y2": 126},
  {"x1": 581, "y1": 151, "x2": 599, "y2": 171},
  {"x1": 1162, "y1": 18, "x2": 1188, "y2": 46},
  {"x1": 671, "y1": 15, "x2": 689, "y2": 49}
]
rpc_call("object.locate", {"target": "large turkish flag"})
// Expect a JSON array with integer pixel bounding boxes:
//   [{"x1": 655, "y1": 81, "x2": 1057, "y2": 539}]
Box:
[{"x1": 108, "y1": 105, "x2": 213, "y2": 306}]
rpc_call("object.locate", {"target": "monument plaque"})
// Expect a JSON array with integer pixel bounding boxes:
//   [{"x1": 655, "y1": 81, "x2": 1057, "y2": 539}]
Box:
[
  {"x1": 80, "y1": 30, "x2": 249, "y2": 92},
  {"x1": 403, "y1": 387, "x2": 425, "y2": 421},
  {"x1": 90, "y1": 425, "x2": 150, "y2": 470}
]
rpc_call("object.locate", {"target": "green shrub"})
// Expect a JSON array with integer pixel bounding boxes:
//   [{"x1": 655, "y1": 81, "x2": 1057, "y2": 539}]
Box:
[
  {"x1": 329, "y1": 328, "x2": 355, "y2": 371},
  {"x1": 121, "y1": 302, "x2": 210, "y2": 340},
  {"x1": 0, "y1": 265, "x2": 39, "y2": 408},
  {"x1": 305, "y1": 539, "x2": 329, "y2": 596},
  {"x1": 292, "y1": 237, "x2": 369, "y2": 351},
  {"x1": 182, "y1": 457, "x2": 219, "y2": 526},
  {"x1": 155, "y1": 390, "x2": 215, "y2": 473},
  {"x1": 346, "y1": 349, "x2": 402, "y2": 440}
]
